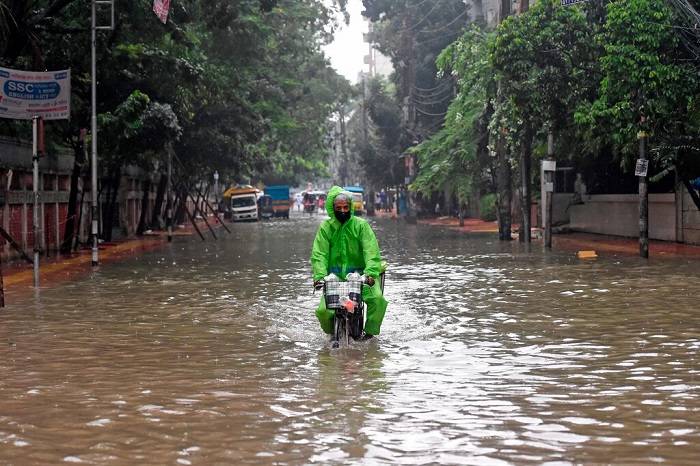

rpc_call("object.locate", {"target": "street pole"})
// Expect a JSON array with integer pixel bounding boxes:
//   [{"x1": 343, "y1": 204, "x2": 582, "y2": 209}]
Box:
[
  {"x1": 638, "y1": 131, "x2": 649, "y2": 258},
  {"x1": 32, "y1": 116, "x2": 40, "y2": 287},
  {"x1": 167, "y1": 144, "x2": 173, "y2": 242},
  {"x1": 89, "y1": 0, "x2": 114, "y2": 264},
  {"x1": 90, "y1": 0, "x2": 99, "y2": 266},
  {"x1": 213, "y1": 171, "x2": 219, "y2": 213},
  {"x1": 543, "y1": 131, "x2": 555, "y2": 249}
]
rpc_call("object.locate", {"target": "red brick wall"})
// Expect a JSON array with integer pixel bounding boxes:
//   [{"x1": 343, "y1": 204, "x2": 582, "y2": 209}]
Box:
[
  {"x1": 9, "y1": 205, "x2": 23, "y2": 244},
  {"x1": 44, "y1": 206, "x2": 55, "y2": 251},
  {"x1": 58, "y1": 204, "x2": 68, "y2": 245},
  {"x1": 26, "y1": 205, "x2": 34, "y2": 247}
]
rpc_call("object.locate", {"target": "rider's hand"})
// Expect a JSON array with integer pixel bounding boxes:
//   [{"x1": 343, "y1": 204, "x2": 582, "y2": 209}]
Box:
[
  {"x1": 365, "y1": 276, "x2": 375, "y2": 287},
  {"x1": 313, "y1": 280, "x2": 324, "y2": 290}
]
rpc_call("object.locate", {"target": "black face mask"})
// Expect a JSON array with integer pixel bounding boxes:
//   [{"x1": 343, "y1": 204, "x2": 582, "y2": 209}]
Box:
[{"x1": 334, "y1": 210, "x2": 351, "y2": 224}]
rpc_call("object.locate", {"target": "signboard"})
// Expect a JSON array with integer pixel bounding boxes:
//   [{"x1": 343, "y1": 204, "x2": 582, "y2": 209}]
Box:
[
  {"x1": 635, "y1": 159, "x2": 649, "y2": 177},
  {"x1": 561, "y1": 0, "x2": 587, "y2": 5},
  {"x1": 153, "y1": 0, "x2": 171, "y2": 24},
  {"x1": 0, "y1": 66, "x2": 70, "y2": 120},
  {"x1": 542, "y1": 160, "x2": 556, "y2": 172}
]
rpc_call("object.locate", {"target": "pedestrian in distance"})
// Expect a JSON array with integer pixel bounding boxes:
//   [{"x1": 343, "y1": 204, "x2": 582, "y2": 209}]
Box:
[
  {"x1": 380, "y1": 189, "x2": 388, "y2": 212},
  {"x1": 311, "y1": 186, "x2": 388, "y2": 340}
]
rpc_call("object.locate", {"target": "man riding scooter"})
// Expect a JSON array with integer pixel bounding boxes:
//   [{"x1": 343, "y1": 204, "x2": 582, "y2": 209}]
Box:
[{"x1": 311, "y1": 186, "x2": 388, "y2": 341}]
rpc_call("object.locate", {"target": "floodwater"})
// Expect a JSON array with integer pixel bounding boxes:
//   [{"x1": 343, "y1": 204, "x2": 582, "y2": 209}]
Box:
[{"x1": 2, "y1": 212, "x2": 700, "y2": 465}]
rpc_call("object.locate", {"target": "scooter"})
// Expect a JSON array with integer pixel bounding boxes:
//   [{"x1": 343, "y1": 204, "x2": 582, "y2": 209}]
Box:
[{"x1": 316, "y1": 271, "x2": 386, "y2": 349}]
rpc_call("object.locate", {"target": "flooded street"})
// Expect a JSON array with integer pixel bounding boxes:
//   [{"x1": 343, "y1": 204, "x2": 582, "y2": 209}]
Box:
[{"x1": 2, "y1": 213, "x2": 700, "y2": 465}]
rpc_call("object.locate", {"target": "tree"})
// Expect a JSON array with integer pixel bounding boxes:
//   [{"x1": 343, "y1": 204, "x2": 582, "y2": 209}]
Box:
[
  {"x1": 577, "y1": 0, "x2": 700, "y2": 207},
  {"x1": 356, "y1": 77, "x2": 404, "y2": 189},
  {"x1": 2, "y1": 0, "x2": 353, "y2": 247},
  {"x1": 411, "y1": 26, "x2": 493, "y2": 222},
  {"x1": 362, "y1": 0, "x2": 468, "y2": 148},
  {"x1": 491, "y1": 0, "x2": 596, "y2": 241}
]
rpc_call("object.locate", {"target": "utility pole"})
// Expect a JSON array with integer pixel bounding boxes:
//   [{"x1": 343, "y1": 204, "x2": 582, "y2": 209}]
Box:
[
  {"x1": 91, "y1": 0, "x2": 114, "y2": 266},
  {"x1": 542, "y1": 131, "x2": 556, "y2": 249},
  {"x1": 401, "y1": 12, "x2": 417, "y2": 222},
  {"x1": 520, "y1": 123, "x2": 532, "y2": 243},
  {"x1": 338, "y1": 105, "x2": 348, "y2": 186},
  {"x1": 638, "y1": 129, "x2": 649, "y2": 258},
  {"x1": 213, "y1": 170, "x2": 220, "y2": 213},
  {"x1": 361, "y1": 78, "x2": 369, "y2": 148},
  {"x1": 167, "y1": 143, "x2": 173, "y2": 242},
  {"x1": 32, "y1": 116, "x2": 42, "y2": 287}
]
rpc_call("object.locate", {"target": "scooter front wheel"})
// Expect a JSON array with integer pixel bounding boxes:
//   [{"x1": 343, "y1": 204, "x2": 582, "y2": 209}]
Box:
[
  {"x1": 332, "y1": 315, "x2": 351, "y2": 348},
  {"x1": 332, "y1": 316, "x2": 344, "y2": 348}
]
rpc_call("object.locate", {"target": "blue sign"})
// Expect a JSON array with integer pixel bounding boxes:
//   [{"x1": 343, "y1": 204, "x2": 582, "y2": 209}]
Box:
[
  {"x1": 3, "y1": 81, "x2": 61, "y2": 100},
  {"x1": 0, "y1": 66, "x2": 70, "y2": 120},
  {"x1": 561, "y1": 0, "x2": 587, "y2": 5}
]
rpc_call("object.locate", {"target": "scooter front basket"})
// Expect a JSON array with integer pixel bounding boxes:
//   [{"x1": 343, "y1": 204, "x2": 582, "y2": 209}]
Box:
[{"x1": 324, "y1": 279, "x2": 363, "y2": 309}]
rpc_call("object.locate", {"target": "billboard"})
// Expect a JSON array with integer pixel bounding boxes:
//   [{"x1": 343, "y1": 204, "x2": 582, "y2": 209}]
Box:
[{"x1": 0, "y1": 66, "x2": 71, "y2": 120}]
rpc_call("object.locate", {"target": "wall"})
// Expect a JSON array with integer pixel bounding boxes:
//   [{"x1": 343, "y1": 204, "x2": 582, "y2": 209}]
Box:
[
  {"x1": 0, "y1": 139, "x2": 166, "y2": 262},
  {"x1": 679, "y1": 185, "x2": 700, "y2": 245},
  {"x1": 568, "y1": 193, "x2": 679, "y2": 242}
]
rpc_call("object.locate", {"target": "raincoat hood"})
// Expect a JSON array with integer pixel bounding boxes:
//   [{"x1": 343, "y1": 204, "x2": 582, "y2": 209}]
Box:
[{"x1": 325, "y1": 186, "x2": 355, "y2": 219}]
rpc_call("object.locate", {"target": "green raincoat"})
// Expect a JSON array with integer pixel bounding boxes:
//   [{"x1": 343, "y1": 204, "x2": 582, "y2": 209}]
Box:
[{"x1": 311, "y1": 186, "x2": 388, "y2": 335}]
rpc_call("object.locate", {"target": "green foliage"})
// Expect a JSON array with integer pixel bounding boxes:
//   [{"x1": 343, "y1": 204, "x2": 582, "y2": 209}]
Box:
[
  {"x1": 354, "y1": 76, "x2": 404, "y2": 188},
  {"x1": 362, "y1": 0, "x2": 470, "y2": 146},
  {"x1": 492, "y1": 0, "x2": 597, "y2": 140},
  {"x1": 0, "y1": 0, "x2": 351, "y2": 187},
  {"x1": 411, "y1": 26, "x2": 492, "y2": 203},
  {"x1": 479, "y1": 193, "x2": 496, "y2": 221},
  {"x1": 576, "y1": 0, "x2": 700, "y2": 162}
]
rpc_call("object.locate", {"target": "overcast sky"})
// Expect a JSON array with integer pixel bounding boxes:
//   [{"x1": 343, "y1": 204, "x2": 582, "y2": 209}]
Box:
[{"x1": 322, "y1": 0, "x2": 368, "y2": 83}]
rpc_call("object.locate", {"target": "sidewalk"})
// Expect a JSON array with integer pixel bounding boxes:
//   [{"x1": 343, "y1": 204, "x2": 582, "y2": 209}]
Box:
[
  {"x1": 374, "y1": 211, "x2": 700, "y2": 259},
  {"x1": 1, "y1": 226, "x2": 201, "y2": 292}
]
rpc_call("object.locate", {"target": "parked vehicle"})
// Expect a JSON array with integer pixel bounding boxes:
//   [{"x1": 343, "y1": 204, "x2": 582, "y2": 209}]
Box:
[
  {"x1": 257, "y1": 195, "x2": 274, "y2": 220},
  {"x1": 343, "y1": 186, "x2": 364, "y2": 216},
  {"x1": 264, "y1": 185, "x2": 290, "y2": 219},
  {"x1": 224, "y1": 186, "x2": 260, "y2": 222}
]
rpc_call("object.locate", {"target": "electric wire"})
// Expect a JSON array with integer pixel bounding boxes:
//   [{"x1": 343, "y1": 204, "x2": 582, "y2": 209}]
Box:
[
  {"x1": 411, "y1": 93, "x2": 454, "y2": 106},
  {"x1": 414, "y1": 79, "x2": 452, "y2": 92},
  {"x1": 416, "y1": 9, "x2": 468, "y2": 36},
  {"x1": 408, "y1": 0, "x2": 446, "y2": 32},
  {"x1": 413, "y1": 80, "x2": 453, "y2": 95},
  {"x1": 415, "y1": 28, "x2": 463, "y2": 46},
  {"x1": 415, "y1": 107, "x2": 449, "y2": 117},
  {"x1": 667, "y1": 0, "x2": 700, "y2": 59}
]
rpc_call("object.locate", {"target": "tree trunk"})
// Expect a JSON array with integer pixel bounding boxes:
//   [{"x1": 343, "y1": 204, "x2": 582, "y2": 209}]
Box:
[
  {"x1": 150, "y1": 173, "x2": 167, "y2": 230},
  {"x1": 61, "y1": 141, "x2": 85, "y2": 254},
  {"x1": 175, "y1": 185, "x2": 188, "y2": 225},
  {"x1": 73, "y1": 184, "x2": 86, "y2": 251},
  {"x1": 496, "y1": 136, "x2": 512, "y2": 241},
  {"x1": 520, "y1": 124, "x2": 532, "y2": 243},
  {"x1": 136, "y1": 177, "x2": 151, "y2": 235},
  {"x1": 102, "y1": 168, "x2": 121, "y2": 242}
]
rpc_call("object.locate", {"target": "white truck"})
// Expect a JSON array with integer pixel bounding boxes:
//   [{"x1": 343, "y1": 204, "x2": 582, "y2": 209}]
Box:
[{"x1": 224, "y1": 187, "x2": 260, "y2": 222}]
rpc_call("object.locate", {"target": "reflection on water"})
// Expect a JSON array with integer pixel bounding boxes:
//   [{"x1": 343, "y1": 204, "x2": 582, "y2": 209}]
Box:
[{"x1": 2, "y1": 213, "x2": 700, "y2": 464}]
